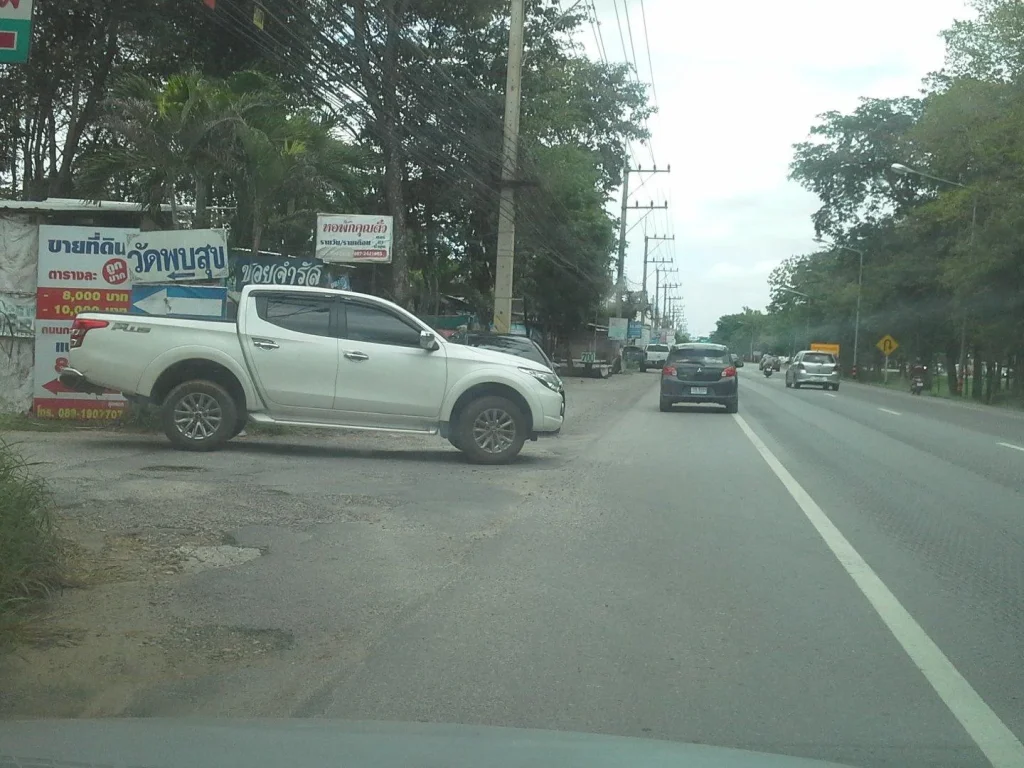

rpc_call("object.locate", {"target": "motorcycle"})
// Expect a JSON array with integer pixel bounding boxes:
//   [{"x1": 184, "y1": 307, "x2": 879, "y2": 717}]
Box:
[
  {"x1": 763, "y1": 367, "x2": 773, "y2": 379},
  {"x1": 910, "y1": 364, "x2": 926, "y2": 395}
]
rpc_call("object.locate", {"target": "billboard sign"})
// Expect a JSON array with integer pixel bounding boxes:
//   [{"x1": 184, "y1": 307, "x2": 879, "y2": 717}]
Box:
[
  {"x1": 125, "y1": 228, "x2": 229, "y2": 282},
  {"x1": 35, "y1": 225, "x2": 135, "y2": 418},
  {"x1": 0, "y1": 0, "x2": 33, "y2": 64},
  {"x1": 315, "y1": 214, "x2": 393, "y2": 263}
]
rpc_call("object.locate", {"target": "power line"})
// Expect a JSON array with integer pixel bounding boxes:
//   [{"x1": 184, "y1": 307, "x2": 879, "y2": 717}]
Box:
[
  {"x1": 638, "y1": 0, "x2": 659, "y2": 108},
  {"x1": 206, "y1": 1, "x2": 617, "y2": 293}
]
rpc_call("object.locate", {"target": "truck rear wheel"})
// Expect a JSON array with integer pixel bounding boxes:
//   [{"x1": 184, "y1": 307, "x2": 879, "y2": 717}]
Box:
[
  {"x1": 456, "y1": 395, "x2": 527, "y2": 465},
  {"x1": 162, "y1": 379, "x2": 238, "y2": 452}
]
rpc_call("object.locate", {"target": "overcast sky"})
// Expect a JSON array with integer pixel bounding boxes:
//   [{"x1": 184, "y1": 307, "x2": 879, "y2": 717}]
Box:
[{"x1": 579, "y1": 0, "x2": 974, "y2": 337}]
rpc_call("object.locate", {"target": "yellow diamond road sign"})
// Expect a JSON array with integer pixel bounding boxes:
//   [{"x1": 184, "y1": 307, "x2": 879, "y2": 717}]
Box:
[{"x1": 876, "y1": 334, "x2": 899, "y2": 356}]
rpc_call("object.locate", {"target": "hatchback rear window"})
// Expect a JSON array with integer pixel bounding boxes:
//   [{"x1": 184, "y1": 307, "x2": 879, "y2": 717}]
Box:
[
  {"x1": 647, "y1": 344, "x2": 668, "y2": 352},
  {"x1": 803, "y1": 353, "x2": 835, "y2": 364},
  {"x1": 669, "y1": 347, "x2": 730, "y2": 362},
  {"x1": 465, "y1": 335, "x2": 551, "y2": 367}
]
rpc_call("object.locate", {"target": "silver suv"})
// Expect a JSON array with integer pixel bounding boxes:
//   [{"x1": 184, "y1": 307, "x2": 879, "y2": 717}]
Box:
[{"x1": 786, "y1": 350, "x2": 840, "y2": 391}]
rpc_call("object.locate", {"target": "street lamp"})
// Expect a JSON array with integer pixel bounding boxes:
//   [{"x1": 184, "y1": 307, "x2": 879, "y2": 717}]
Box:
[
  {"x1": 890, "y1": 161, "x2": 977, "y2": 396},
  {"x1": 814, "y1": 237, "x2": 865, "y2": 373}
]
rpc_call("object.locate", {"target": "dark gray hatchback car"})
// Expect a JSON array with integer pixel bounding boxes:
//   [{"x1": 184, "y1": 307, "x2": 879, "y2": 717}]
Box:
[{"x1": 659, "y1": 343, "x2": 739, "y2": 413}]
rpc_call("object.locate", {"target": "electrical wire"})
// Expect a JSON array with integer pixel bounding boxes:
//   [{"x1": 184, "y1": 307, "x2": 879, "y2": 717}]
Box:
[{"x1": 205, "y1": 0, "x2": 618, "y2": 291}]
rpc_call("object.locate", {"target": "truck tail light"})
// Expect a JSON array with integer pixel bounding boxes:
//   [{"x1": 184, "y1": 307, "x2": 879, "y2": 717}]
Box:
[
  {"x1": 662, "y1": 365, "x2": 676, "y2": 377},
  {"x1": 722, "y1": 366, "x2": 737, "y2": 378},
  {"x1": 70, "y1": 318, "x2": 109, "y2": 349}
]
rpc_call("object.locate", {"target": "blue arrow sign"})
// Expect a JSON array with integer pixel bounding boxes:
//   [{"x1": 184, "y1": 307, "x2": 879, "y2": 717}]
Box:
[{"x1": 130, "y1": 284, "x2": 227, "y2": 318}]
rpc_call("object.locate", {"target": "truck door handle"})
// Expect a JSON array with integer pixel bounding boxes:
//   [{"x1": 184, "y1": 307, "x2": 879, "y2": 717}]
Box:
[
  {"x1": 344, "y1": 351, "x2": 369, "y2": 362},
  {"x1": 252, "y1": 338, "x2": 279, "y2": 350}
]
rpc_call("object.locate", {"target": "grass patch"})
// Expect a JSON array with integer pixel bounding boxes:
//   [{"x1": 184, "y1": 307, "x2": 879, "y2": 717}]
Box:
[
  {"x1": 0, "y1": 413, "x2": 80, "y2": 432},
  {"x1": 0, "y1": 438, "x2": 68, "y2": 646},
  {"x1": 112, "y1": 403, "x2": 162, "y2": 432}
]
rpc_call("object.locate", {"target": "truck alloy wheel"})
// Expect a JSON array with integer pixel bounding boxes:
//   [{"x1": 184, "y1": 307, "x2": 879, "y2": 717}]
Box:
[
  {"x1": 457, "y1": 396, "x2": 527, "y2": 464},
  {"x1": 162, "y1": 379, "x2": 238, "y2": 452}
]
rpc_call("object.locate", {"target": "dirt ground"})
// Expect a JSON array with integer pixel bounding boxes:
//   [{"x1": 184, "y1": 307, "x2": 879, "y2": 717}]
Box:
[{"x1": 0, "y1": 372, "x2": 656, "y2": 718}]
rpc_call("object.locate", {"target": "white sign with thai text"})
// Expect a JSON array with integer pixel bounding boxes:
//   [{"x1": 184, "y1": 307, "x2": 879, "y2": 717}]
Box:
[
  {"x1": 126, "y1": 228, "x2": 230, "y2": 283},
  {"x1": 316, "y1": 214, "x2": 393, "y2": 264}
]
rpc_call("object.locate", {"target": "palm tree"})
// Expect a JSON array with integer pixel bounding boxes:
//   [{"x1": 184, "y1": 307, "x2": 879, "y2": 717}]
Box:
[{"x1": 78, "y1": 70, "x2": 245, "y2": 227}]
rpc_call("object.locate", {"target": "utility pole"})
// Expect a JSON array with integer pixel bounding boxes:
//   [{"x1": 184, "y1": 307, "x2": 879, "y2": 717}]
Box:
[
  {"x1": 641, "y1": 235, "x2": 674, "y2": 321},
  {"x1": 655, "y1": 266, "x2": 676, "y2": 325},
  {"x1": 647, "y1": 258, "x2": 672, "y2": 324},
  {"x1": 662, "y1": 282, "x2": 679, "y2": 322},
  {"x1": 491, "y1": 0, "x2": 526, "y2": 334},
  {"x1": 615, "y1": 160, "x2": 670, "y2": 316}
]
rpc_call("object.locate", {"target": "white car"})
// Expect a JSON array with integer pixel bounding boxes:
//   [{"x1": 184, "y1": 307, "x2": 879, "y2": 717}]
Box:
[
  {"x1": 641, "y1": 343, "x2": 670, "y2": 372},
  {"x1": 61, "y1": 285, "x2": 565, "y2": 464}
]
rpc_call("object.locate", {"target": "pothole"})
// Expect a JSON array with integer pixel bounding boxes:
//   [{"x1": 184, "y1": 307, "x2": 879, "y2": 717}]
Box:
[
  {"x1": 165, "y1": 625, "x2": 294, "y2": 661},
  {"x1": 176, "y1": 544, "x2": 263, "y2": 573},
  {"x1": 141, "y1": 465, "x2": 207, "y2": 473}
]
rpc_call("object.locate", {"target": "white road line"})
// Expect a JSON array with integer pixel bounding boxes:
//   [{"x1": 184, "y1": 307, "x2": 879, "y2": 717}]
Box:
[
  {"x1": 878, "y1": 407, "x2": 902, "y2": 416},
  {"x1": 733, "y1": 413, "x2": 1024, "y2": 768},
  {"x1": 998, "y1": 442, "x2": 1024, "y2": 453},
  {"x1": 824, "y1": 393, "x2": 838, "y2": 398}
]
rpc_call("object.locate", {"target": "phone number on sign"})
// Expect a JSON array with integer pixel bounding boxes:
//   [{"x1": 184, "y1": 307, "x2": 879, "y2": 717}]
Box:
[{"x1": 34, "y1": 406, "x2": 123, "y2": 420}]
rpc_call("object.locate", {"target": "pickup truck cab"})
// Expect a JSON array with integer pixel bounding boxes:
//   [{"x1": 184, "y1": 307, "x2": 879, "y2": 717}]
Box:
[
  {"x1": 640, "y1": 343, "x2": 669, "y2": 372},
  {"x1": 61, "y1": 285, "x2": 565, "y2": 464}
]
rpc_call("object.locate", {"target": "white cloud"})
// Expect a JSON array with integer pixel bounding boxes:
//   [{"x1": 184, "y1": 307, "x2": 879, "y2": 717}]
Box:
[{"x1": 582, "y1": 0, "x2": 974, "y2": 336}]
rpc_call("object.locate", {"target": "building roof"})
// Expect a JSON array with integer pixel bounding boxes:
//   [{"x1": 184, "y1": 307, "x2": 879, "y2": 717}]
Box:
[{"x1": 0, "y1": 197, "x2": 181, "y2": 213}]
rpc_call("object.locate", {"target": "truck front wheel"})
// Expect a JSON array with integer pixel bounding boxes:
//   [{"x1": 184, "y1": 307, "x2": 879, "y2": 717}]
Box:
[
  {"x1": 162, "y1": 379, "x2": 239, "y2": 452},
  {"x1": 456, "y1": 395, "x2": 527, "y2": 465}
]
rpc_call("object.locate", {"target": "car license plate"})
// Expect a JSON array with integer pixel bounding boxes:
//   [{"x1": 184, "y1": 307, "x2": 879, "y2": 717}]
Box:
[{"x1": 690, "y1": 386, "x2": 708, "y2": 395}]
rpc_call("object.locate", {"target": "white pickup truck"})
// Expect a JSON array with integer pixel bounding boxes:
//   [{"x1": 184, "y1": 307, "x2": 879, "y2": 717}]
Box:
[{"x1": 61, "y1": 285, "x2": 565, "y2": 464}]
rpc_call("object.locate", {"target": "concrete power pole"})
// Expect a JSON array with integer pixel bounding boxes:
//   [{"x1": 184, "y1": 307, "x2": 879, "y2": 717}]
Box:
[
  {"x1": 649, "y1": 260, "x2": 673, "y2": 324},
  {"x1": 641, "y1": 236, "x2": 674, "y2": 322},
  {"x1": 662, "y1": 282, "x2": 679, "y2": 323},
  {"x1": 615, "y1": 161, "x2": 670, "y2": 316},
  {"x1": 491, "y1": 0, "x2": 526, "y2": 334}
]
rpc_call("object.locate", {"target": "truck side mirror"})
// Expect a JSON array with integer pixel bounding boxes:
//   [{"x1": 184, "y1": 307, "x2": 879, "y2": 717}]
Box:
[{"x1": 419, "y1": 330, "x2": 438, "y2": 351}]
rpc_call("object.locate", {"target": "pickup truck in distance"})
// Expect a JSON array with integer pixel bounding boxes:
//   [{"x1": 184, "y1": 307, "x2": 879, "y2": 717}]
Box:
[{"x1": 61, "y1": 285, "x2": 565, "y2": 464}]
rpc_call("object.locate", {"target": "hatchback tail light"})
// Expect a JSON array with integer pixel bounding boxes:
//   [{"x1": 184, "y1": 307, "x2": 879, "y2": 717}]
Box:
[
  {"x1": 662, "y1": 365, "x2": 677, "y2": 376},
  {"x1": 69, "y1": 318, "x2": 109, "y2": 349},
  {"x1": 722, "y1": 365, "x2": 737, "y2": 378}
]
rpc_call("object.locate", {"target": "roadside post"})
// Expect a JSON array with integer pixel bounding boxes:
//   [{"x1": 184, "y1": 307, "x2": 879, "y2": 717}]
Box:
[{"x1": 877, "y1": 334, "x2": 899, "y2": 384}]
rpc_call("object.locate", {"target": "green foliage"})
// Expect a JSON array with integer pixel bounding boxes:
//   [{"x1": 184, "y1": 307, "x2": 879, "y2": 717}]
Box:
[
  {"x1": 1, "y1": 0, "x2": 653, "y2": 337},
  {"x1": 725, "y1": 0, "x2": 1024, "y2": 401},
  {"x1": 0, "y1": 440, "x2": 66, "y2": 633}
]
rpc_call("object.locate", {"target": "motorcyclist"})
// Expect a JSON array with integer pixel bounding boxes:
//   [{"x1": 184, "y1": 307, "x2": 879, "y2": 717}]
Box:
[{"x1": 910, "y1": 360, "x2": 927, "y2": 392}]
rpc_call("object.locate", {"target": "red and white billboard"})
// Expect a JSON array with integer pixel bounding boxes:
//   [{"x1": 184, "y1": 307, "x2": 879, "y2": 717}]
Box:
[{"x1": 33, "y1": 225, "x2": 138, "y2": 418}]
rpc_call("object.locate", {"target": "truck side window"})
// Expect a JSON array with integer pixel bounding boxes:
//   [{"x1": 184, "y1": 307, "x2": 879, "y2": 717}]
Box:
[
  {"x1": 257, "y1": 295, "x2": 332, "y2": 337},
  {"x1": 344, "y1": 302, "x2": 420, "y2": 347}
]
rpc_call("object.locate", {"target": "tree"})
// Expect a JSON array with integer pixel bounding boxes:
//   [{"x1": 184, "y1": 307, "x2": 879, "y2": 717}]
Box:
[{"x1": 516, "y1": 146, "x2": 615, "y2": 349}]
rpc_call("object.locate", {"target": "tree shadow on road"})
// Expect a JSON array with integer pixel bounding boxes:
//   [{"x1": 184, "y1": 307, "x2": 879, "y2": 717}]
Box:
[{"x1": 73, "y1": 435, "x2": 556, "y2": 468}]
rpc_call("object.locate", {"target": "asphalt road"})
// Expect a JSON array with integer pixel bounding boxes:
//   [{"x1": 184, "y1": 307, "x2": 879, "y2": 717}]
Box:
[{"x1": 6, "y1": 371, "x2": 1024, "y2": 768}]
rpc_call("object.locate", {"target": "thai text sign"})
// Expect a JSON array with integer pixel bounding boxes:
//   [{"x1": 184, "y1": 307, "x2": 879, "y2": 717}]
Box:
[
  {"x1": 35, "y1": 226, "x2": 132, "y2": 418},
  {"x1": 316, "y1": 214, "x2": 393, "y2": 263},
  {"x1": 0, "y1": 0, "x2": 32, "y2": 64},
  {"x1": 230, "y1": 251, "x2": 328, "y2": 292},
  {"x1": 127, "y1": 228, "x2": 229, "y2": 282}
]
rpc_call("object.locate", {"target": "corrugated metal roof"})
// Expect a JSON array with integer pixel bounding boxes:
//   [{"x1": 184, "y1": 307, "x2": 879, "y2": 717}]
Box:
[{"x1": 0, "y1": 197, "x2": 180, "y2": 212}]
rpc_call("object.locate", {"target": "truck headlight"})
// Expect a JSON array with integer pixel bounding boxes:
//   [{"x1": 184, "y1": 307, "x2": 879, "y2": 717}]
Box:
[{"x1": 520, "y1": 367, "x2": 563, "y2": 393}]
